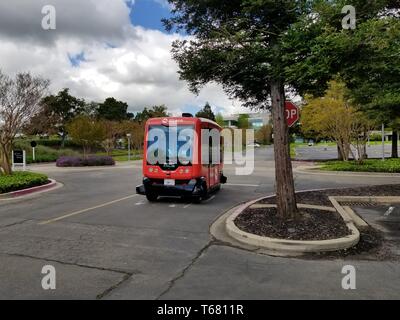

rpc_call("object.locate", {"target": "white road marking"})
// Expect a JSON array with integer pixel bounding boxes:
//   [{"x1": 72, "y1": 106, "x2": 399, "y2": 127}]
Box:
[
  {"x1": 38, "y1": 194, "x2": 139, "y2": 225},
  {"x1": 169, "y1": 204, "x2": 176, "y2": 208},
  {"x1": 225, "y1": 183, "x2": 260, "y2": 187},
  {"x1": 183, "y1": 203, "x2": 192, "y2": 209},
  {"x1": 203, "y1": 195, "x2": 216, "y2": 203}
]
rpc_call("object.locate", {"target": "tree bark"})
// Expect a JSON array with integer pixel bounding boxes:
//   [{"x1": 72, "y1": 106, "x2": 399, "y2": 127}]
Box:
[
  {"x1": 0, "y1": 143, "x2": 12, "y2": 175},
  {"x1": 337, "y1": 144, "x2": 344, "y2": 161},
  {"x1": 392, "y1": 130, "x2": 398, "y2": 158},
  {"x1": 271, "y1": 80, "x2": 298, "y2": 220}
]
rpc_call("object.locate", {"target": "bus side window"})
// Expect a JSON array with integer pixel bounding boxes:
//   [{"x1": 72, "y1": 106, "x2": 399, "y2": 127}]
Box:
[
  {"x1": 220, "y1": 135, "x2": 224, "y2": 164},
  {"x1": 209, "y1": 133, "x2": 213, "y2": 166}
]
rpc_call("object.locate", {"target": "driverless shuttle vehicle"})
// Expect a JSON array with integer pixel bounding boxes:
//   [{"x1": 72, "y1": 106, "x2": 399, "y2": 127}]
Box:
[{"x1": 136, "y1": 114, "x2": 227, "y2": 202}]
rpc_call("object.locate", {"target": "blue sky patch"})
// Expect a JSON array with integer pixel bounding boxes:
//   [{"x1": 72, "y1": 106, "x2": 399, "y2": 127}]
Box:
[
  {"x1": 68, "y1": 52, "x2": 87, "y2": 67},
  {"x1": 129, "y1": 0, "x2": 172, "y2": 31}
]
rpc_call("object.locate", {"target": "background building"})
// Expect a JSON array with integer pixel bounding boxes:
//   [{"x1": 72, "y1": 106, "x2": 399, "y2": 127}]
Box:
[{"x1": 223, "y1": 112, "x2": 271, "y2": 129}]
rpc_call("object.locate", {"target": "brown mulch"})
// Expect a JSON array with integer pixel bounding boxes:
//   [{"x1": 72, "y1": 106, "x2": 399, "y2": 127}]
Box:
[{"x1": 235, "y1": 207, "x2": 351, "y2": 241}]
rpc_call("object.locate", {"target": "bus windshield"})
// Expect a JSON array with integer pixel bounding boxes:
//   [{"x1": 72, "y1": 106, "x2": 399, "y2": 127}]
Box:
[{"x1": 146, "y1": 125, "x2": 194, "y2": 169}]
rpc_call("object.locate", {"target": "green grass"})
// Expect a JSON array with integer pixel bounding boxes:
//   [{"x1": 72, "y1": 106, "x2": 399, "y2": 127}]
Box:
[
  {"x1": 319, "y1": 158, "x2": 400, "y2": 173},
  {"x1": 95, "y1": 149, "x2": 143, "y2": 162},
  {"x1": 14, "y1": 140, "x2": 79, "y2": 164},
  {"x1": 0, "y1": 171, "x2": 49, "y2": 194}
]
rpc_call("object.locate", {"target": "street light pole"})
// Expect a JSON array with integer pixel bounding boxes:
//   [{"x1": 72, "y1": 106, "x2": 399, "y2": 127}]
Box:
[
  {"x1": 127, "y1": 133, "x2": 132, "y2": 162},
  {"x1": 382, "y1": 123, "x2": 385, "y2": 161}
]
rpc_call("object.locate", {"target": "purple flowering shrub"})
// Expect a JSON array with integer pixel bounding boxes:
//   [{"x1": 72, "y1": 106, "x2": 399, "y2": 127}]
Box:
[{"x1": 56, "y1": 156, "x2": 115, "y2": 167}]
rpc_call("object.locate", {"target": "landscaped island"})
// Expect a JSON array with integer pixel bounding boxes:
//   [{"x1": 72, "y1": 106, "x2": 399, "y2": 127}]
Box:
[{"x1": 0, "y1": 172, "x2": 49, "y2": 194}]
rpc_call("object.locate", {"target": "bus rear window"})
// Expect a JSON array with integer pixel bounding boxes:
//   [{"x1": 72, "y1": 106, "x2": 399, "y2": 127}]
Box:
[{"x1": 146, "y1": 125, "x2": 194, "y2": 168}]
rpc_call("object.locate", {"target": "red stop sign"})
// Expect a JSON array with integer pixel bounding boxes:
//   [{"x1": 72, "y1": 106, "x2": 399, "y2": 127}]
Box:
[{"x1": 285, "y1": 101, "x2": 299, "y2": 127}]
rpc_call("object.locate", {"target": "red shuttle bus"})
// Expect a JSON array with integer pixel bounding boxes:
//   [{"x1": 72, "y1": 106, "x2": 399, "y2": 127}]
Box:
[{"x1": 136, "y1": 114, "x2": 227, "y2": 202}]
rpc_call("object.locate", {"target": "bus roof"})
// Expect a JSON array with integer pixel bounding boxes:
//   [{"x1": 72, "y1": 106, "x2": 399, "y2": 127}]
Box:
[{"x1": 146, "y1": 116, "x2": 221, "y2": 128}]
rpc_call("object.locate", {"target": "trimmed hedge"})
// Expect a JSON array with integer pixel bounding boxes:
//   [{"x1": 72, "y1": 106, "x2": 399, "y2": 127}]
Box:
[
  {"x1": 0, "y1": 172, "x2": 49, "y2": 194},
  {"x1": 56, "y1": 156, "x2": 115, "y2": 167}
]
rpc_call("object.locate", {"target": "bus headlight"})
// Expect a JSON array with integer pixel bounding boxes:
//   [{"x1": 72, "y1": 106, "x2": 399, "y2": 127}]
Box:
[{"x1": 149, "y1": 167, "x2": 154, "y2": 173}]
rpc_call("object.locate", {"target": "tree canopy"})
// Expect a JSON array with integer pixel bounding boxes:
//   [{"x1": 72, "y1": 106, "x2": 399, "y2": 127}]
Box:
[
  {"x1": 97, "y1": 97, "x2": 129, "y2": 121},
  {"x1": 195, "y1": 102, "x2": 215, "y2": 121},
  {"x1": 134, "y1": 105, "x2": 169, "y2": 123}
]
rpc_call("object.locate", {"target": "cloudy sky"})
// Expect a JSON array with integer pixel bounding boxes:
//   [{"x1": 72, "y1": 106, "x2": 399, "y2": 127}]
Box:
[{"x1": 0, "y1": 0, "x2": 248, "y2": 116}]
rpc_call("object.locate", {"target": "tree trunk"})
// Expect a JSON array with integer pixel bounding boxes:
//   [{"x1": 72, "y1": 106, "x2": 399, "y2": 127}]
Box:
[
  {"x1": 337, "y1": 144, "x2": 344, "y2": 161},
  {"x1": 0, "y1": 143, "x2": 12, "y2": 175},
  {"x1": 271, "y1": 80, "x2": 298, "y2": 220},
  {"x1": 60, "y1": 132, "x2": 66, "y2": 149},
  {"x1": 392, "y1": 130, "x2": 398, "y2": 158}
]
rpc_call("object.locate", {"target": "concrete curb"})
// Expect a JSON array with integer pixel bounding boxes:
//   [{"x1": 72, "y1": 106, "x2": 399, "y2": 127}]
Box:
[
  {"x1": 225, "y1": 198, "x2": 360, "y2": 254},
  {"x1": 0, "y1": 179, "x2": 59, "y2": 199},
  {"x1": 294, "y1": 165, "x2": 400, "y2": 178},
  {"x1": 329, "y1": 195, "x2": 400, "y2": 229}
]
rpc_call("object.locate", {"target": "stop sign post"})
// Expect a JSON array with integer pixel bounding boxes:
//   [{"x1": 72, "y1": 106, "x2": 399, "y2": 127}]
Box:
[{"x1": 285, "y1": 101, "x2": 300, "y2": 127}]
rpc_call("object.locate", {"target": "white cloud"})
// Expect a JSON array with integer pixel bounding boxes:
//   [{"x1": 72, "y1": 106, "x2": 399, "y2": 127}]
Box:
[{"x1": 0, "y1": 0, "x2": 244, "y2": 116}]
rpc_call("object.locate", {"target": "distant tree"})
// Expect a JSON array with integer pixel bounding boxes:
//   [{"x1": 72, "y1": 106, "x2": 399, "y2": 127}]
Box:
[
  {"x1": 195, "y1": 102, "x2": 215, "y2": 121},
  {"x1": 135, "y1": 105, "x2": 169, "y2": 123},
  {"x1": 120, "y1": 120, "x2": 145, "y2": 150},
  {"x1": 215, "y1": 113, "x2": 225, "y2": 127},
  {"x1": 67, "y1": 116, "x2": 106, "y2": 158},
  {"x1": 301, "y1": 81, "x2": 374, "y2": 162},
  {"x1": 41, "y1": 88, "x2": 85, "y2": 147},
  {"x1": 256, "y1": 125, "x2": 273, "y2": 145},
  {"x1": 101, "y1": 121, "x2": 121, "y2": 155},
  {"x1": 97, "y1": 97, "x2": 129, "y2": 121},
  {"x1": 332, "y1": 18, "x2": 400, "y2": 158},
  {"x1": 0, "y1": 71, "x2": 49, "y2": 174},
  {"x1": 237, "y1": 114, "x2": 250, "y2": 129}
]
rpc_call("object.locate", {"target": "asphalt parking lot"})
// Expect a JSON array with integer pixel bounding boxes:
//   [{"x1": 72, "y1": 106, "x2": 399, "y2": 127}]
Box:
[{"x1": 0, "y1": 147, "x2": 399, "y2": 299}]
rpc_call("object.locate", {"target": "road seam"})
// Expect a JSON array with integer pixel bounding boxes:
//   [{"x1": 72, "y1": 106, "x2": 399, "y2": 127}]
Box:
[
  {"x1": 96, "y1": 273, "x2": 133, "y2": 300},
  {"x1": 0, "y1": 252, "x2": 138, "y2": 275},
  {"x1": 38, "y1": 194, "x2": 139, "y2": 225},
  {"x1": 156, "y1": 241, "x2": 214, "y2": 300}
]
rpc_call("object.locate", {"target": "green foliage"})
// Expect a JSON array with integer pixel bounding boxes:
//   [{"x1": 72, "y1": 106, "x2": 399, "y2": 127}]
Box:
[
  {"x1": 97, "y1": 97, "x2": 129, "y2": 121},
  {"x1": 0, "y1": 172, "x2": 48, "y2": 194},
  {"x1": 195, "y1": 102, "x2": 216, "y2": 121},
  {"x1": 215, "y1": 113, "x2": 225, "y2": 127},
  {"x1": 67, "y1": 116, "x2": 107, "y2": 157},
  {"x1": 40, "y1": 88, "x2": 86, "y2": 137},
  {"x1": 255, "y1": 124, "x2": 273, "y2": 145},
  {"x1": 369, "y1": 133, "x2": 383, "y2": 142},
  {"x1": 135, "y1": 105, "x2": 169, "y2": 123},
  {"x1": 165, "y1": 0, "x2": 394, "y2": 107},
  {"x1": 320, "y1": 159, "x2": 400, "y2": 173},
  {"x1": 237, "y1": 114, "x2": 250, "y2": 129}
]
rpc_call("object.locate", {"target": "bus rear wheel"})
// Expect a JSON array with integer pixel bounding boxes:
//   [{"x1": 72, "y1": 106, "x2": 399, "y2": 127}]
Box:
[{"x1": 146, "y1": 193, "x2": 158, "y2": 202}]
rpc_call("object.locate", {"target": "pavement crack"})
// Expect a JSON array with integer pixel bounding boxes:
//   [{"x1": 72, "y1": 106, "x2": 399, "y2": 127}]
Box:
[
  {"x1": 96, "y1": 273, "x2": 133, "y2": 300},
  {"x1": 0, "y1": 219, "x2": 29, "y2": 230},
  {"x1": 1, "y1": 252, "x2": 139, "y2": 276},
  {"x1": 156, "y1": 240, "x2": 214, "y2": 300}
]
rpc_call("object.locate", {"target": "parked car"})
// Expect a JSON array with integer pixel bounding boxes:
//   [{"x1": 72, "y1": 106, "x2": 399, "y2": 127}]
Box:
[{"x1": 247, "y1": 143, "x2": 261, "y2": 148}]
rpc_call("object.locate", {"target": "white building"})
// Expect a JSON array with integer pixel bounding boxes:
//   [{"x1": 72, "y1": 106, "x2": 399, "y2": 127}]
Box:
[{"x1": 223, "y1": 112, "x2": 271, "y2": 129}]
